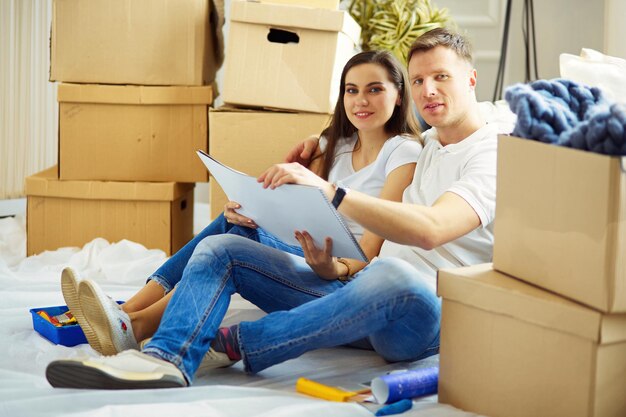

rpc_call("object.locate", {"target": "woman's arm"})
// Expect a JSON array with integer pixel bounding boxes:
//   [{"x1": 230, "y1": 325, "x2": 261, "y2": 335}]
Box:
[{"x1": 340, "y1": 163, "x2": 415, "y2": 276}]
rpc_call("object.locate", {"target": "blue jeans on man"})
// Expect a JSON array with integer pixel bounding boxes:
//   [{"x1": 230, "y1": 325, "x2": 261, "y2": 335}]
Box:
[{"x1": 142, "y1": 219, "x2": 441, "y2": 383}]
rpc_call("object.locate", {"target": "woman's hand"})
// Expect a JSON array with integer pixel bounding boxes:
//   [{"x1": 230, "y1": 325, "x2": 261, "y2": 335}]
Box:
[
  {"x1": 223, "y1": 201, "x2": 257, "y2": 228},
  {"x1": 257, "y1": 162, "x2": 334, "y2": 197},
  {"x1": 295, "y1": 231, "x2": 346, "y2": 280}
]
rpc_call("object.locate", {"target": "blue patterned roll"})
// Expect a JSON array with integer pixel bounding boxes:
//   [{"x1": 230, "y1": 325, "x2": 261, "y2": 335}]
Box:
[{"x1": 371, "y1": 366, "x2": 439, "y2": 404}]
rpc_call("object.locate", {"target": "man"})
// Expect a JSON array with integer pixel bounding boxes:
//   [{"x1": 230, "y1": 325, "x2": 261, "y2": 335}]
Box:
[{"x1": 46, "y1": 28, "x2": 497, "y2": 389}]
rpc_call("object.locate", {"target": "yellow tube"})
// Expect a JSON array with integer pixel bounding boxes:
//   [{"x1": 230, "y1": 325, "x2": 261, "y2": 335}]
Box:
[{"x1": 295, "y1": 377, "x2": 356, "y2": 402}]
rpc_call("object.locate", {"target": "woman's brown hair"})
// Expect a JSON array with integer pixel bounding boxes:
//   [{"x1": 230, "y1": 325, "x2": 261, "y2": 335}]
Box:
[{"x1": 316, "y1": 50, "x2": 421, "y2": 180}]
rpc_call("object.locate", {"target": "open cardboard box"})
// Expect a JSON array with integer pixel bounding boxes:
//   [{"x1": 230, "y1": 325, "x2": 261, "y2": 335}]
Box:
[{"x1": 493, "y1": 135, "x2": 626, "y2": 312}]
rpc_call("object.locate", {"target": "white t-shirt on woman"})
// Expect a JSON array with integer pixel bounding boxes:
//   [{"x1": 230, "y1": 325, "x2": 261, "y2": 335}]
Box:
[{"x1": 319, "y1": 133, "x2": 422, "y2": 240}]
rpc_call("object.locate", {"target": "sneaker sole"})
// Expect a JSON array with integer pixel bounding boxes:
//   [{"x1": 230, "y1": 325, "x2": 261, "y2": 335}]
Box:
[
  {"x1": 79, "y1": 280, "x2": 122, "y2": 356},
  {"x1": 61, "y1": 268, "x2": 102, "y2": 353},
  {"x1": 46, "y1": 360, "x2": 184, "y2": 389}
]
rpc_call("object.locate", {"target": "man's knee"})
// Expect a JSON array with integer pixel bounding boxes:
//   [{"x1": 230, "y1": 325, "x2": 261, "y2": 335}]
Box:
[{"x1": 357, "y1": 258, "x2": 429, "y2": 296}]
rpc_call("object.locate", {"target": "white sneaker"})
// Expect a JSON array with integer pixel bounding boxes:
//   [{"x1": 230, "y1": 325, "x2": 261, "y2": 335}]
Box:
[
  {"x1": 140, "y1": 338, "x2": 237, "y2": 373},
  {"x1": 78, "y1": 279, "x2": 139, "y2": 356},
  {"x1": 46, "y1": 350, "x2": 187, "y2": 389},
  {"x1": 60, "y1": 267, "x2": 102, "y2": 353}
]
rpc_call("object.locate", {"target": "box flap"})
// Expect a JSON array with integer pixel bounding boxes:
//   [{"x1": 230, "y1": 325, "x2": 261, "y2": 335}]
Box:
[
  {"x1": 230, "y1": 1, "x2": 360, "y2": 45},
  {"x1": 438, "y1": 264, "x2": 626, "y2": 344},
  {"x1": 257, "y1": 0, "x2": 339, "y2": 9},
  {"x1": 601, "y1": 314, "x2": 626, "y2": 344},
  {"x1": 25, "y1": 167, "x2": 194, "y2": 201},
  {"x1": 209, "y1": 105, "x2": 327, "y2": 115},
  {"x1": 57, "y1": 83, "x2": 214, "y2": 105}
]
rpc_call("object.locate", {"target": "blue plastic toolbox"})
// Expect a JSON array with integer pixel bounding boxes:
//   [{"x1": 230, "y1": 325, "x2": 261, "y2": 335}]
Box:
[{"x1": 30, "y1": 305, "x2": 87, "y2": 346}]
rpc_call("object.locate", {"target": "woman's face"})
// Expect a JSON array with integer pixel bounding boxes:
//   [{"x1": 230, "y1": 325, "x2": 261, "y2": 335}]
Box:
[{"x1": 343, "y1": 63, "x2": 400, "y2": 136}]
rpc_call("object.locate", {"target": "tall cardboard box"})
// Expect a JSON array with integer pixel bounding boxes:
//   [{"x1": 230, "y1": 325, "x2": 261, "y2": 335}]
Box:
[
  {"x1": 25, "y1": 167, "x2": 194, "y2": 256},
  {"x1": 438, "y1": 264, "x2": 626, "y2": 417},
  {"x1": 493, "y1": 135, "x2": 626, "y2": 312},
  {"x1": 208, "y1": 107, "x2": 330, "y2": 218},
  {"x1": 50, "y1": 0, "x2": 220, "y2": 85},
  {"x1": 58, "y1": 83, "x2": 213, "y2": 183},
  {"x1": 222, "y1": 1, "x2": 360, "y2": 113}
]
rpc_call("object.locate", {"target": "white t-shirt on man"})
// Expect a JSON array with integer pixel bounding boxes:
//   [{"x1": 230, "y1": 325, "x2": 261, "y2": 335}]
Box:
[
  {"x1": 320, "y1": 134, "x2": 422, "y2": 240},
  {"x1": 378, "y1": 123, "x2": 498, "y2": 291}
]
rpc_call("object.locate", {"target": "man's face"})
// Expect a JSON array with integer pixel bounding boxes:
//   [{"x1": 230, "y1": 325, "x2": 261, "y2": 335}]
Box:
[{"x1": 408, "y1": 45, "x2": 476, "y2": 131}]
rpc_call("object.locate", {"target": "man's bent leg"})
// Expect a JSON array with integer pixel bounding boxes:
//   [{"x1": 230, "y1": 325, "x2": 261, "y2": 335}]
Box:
[{"x1": 239, "y1": 258, "x2": 441, "y2": 374}]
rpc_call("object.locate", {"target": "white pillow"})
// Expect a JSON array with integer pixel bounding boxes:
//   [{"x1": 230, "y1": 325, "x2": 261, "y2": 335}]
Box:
[
  {"x1": 560, "y1": 48, "x2": 626, "y2": 103},
  {"x1": 479, "y1": 100, "x2": 516, "y2": 134}
]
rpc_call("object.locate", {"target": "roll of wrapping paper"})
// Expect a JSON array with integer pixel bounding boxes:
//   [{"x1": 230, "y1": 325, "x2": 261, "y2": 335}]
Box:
[
  {"x1": 371, "y1": 367, "x2": 439, "y2": 404},
  {"x1": 296, "y1": 377, "x2": 358, "y2": 402}
]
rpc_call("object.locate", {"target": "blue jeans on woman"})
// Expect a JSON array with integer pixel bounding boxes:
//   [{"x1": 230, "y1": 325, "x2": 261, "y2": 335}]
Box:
[
  {"x1": 148, "y1": 213, "x2": 304, "y2": 293},
  {"x1": 142, "y1": 234, "x2": 441, "y2": 384}
]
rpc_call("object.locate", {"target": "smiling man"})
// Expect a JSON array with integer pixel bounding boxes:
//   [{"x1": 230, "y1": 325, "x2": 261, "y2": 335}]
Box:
[{"x1": 45, "y1": 28, "x2": 498, "y2": 390}]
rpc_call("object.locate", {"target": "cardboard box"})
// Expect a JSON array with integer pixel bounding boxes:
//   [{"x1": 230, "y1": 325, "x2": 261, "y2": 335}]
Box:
[
  {"x1": 493, "y1": 135, "x2": 626, "y2": 312},
  {"x1": 58, "y1": 83, "x2": 213, "y2": 183},
  {"x1": 257, "y1": 0, "x2": 339, "y2": 9},
  {"x1": 438, "y1": 263, "x2": 626, "y2": 417},
  {"x1": 50, "y1": 0, "x2": 219, "y2": 85},
  {"x1": 26, "y1": 167, "x2": 194, "y2": 256},
  {"x1": 208, "y1": 107, "x2": 330, "y2": 218},
  {"x1": 222, "y1": 1, "x2": 360, "y2": 113}
]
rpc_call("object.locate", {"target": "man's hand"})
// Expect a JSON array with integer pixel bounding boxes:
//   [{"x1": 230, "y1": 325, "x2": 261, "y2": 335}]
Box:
[
  {"x1": 257, "y1": 162, "x2": 334, "y2": 198},
  {"x1": 284, "y1": 135, "x2": 319, "y2": 167},
  {"x1": 223, "y1": 201, "x2": 257, "y2": 228}
]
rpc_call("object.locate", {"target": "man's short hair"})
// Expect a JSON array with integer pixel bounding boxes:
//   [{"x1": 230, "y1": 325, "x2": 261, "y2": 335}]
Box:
[{"x1": 407, "y1": 28, "x2": 473, "y2": 65}]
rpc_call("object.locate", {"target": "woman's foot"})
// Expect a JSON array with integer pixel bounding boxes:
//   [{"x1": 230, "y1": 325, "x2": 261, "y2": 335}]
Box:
[
  {"x1": 60, "y1": 267, "x2": 102, "y2": 353},
  {"x1": 139, "y1": 338, "x2": 237, "y2": 373},
  {"x1": 78, "y1": 279, "x2": 139, "y2": 355}
]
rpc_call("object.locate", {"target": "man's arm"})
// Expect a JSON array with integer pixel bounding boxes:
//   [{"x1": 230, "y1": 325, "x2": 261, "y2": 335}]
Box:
[
  {"x1": 335, "y1": 190, "x2": 480, "y2": 250},
  {"x1": 258, "y1": 163, "x2": 481, "y2": 250},
  {"x1": 283, "y1": 135, "x2": 319, "y2": 166}
]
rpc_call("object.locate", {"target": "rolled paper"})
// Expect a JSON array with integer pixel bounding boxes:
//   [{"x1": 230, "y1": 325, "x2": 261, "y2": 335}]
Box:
[{"x1": 371, "y1": 367, "x2": 439, "y2": 404}]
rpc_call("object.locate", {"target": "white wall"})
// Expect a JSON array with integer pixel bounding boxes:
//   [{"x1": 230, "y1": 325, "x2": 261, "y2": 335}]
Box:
[
  {"x1": 440, "y1": 0, "x2": 607, "y2": 101},
  {"x1": 605, "y1": 0, "x2": 626, "y2": 59}
]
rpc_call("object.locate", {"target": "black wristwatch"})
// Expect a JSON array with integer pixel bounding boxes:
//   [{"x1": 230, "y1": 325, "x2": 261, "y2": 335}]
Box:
[{"x1": 331, "y1": 184, "x2": 350, "y2": 209}]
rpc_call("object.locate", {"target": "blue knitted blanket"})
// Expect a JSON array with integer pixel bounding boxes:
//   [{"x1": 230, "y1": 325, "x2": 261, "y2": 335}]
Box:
[{"x1": 505, "y1": 79, "x2": 626, "y2": 155}]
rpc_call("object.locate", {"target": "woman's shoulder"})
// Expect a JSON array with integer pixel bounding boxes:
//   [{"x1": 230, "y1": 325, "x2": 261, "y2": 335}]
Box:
[{"x1": 384, "y1": 134, "x2": 423, "y2": 153}]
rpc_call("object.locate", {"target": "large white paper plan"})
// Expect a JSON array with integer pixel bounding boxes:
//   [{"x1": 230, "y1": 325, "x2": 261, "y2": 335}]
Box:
[{"x1": 197, "y1": 150, "x2": 367, "y2": 262}]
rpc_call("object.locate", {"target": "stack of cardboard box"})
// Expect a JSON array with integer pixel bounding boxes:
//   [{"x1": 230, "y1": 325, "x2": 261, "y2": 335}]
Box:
[
  {"x1": 437, "y1": 135, "x2": 626, "y2": 417},
  {"x1": 208, "y1": 0, "x2": 360, "y2": 218},
  {"x1": 25, "y1": 0, "x2": 223, "y2": 256}
]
